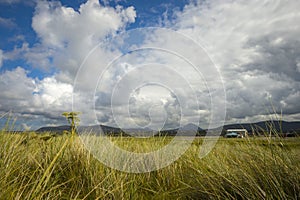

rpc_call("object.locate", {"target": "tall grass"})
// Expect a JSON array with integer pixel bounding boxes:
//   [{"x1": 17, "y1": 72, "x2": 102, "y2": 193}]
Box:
[{"x1": 0, "y1": 129, "x2": 299, "y2": 199}]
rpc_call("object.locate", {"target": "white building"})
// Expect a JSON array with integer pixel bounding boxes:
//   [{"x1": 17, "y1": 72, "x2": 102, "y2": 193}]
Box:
[{"x1": 226, "y1": 129, "x2": 248, "y2": 138}]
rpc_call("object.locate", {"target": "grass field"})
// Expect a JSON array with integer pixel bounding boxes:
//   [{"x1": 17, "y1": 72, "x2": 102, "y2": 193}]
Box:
[{"x1": 0, "y1": 131, "x2": 299, "y2": 199}]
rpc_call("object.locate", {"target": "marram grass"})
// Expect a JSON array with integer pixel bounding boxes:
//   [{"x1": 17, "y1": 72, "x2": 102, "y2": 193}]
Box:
[{"x1": 0, "y1": 131, "x2": 299, "y2": 199}]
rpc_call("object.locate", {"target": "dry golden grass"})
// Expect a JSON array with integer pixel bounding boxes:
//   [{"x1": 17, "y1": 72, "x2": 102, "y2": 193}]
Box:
[{"x1": 0, "y1": 131, "x2": 299, "y2": 199}]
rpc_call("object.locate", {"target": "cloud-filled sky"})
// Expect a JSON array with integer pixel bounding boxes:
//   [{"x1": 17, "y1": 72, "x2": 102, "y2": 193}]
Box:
[{"x1": 0, "y1": 0, "x2": 300, "y2": 130}]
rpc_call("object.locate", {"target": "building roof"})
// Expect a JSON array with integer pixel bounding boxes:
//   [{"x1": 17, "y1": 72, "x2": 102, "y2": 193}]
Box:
[{"x1": 226, "y1": 129, "x2": 248, "y2": 132}]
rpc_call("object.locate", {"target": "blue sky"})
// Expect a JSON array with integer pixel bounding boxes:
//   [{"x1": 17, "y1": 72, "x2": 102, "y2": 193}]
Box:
[{"x1": 1, "y1": 0, "x2": 300, "y2": 130}]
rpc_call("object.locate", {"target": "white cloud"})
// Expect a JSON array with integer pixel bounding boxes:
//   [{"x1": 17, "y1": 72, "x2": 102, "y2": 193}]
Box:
[
  {"x1": 167, "y1": 0, "x2": 300, "y2": 123},
  {"x1": 0, "y1": 67, "x2": 73, "y2": 128},
  {"x1": 0, "y1": 42, "x2": 53, "y2": 71},
  {"x1": 21, "y1": 123, "x2": 31, "y2": 130},
  {"x1": 34, "y1": 77, "x2": 73, "y2": 108},
  {"x1": 0, "y1": 0, "x2": 35, "y2": 6},
  {"x1": 0, "y1": 67, "x2": 35, "y2": 101},
  {"x1": 86, "y1": 36, "x2": 220, "y2": 129},
  {"x1": 26, "y1": 0, "x2": 135, "y2": 81},
  {"x1": 296, "y1": 58, "x2": 300, "y2": 73},
  {"x1": 0, "y1": 49, "x2": 3, "y2": 68},
  {"x1": 0, "y1": 0, "x2": 20, "y2": 4},
  {"x1": 0, "y1": 17, "x2": 17, "y2": 29}
]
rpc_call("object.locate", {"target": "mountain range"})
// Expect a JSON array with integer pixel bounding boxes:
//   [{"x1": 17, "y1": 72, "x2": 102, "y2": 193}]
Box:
[{"x1": 36, "y1": 120, "x2": 300, "y2": 136}]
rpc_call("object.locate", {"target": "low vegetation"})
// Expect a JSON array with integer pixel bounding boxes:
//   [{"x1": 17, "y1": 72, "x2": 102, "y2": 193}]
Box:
[{"x1": 0, "y1": 129, "x2": 299, "y2": 199}]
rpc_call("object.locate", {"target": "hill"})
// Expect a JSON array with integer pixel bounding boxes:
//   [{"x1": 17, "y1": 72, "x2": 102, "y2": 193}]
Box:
[
  {"x1": 36, "y1": 125, "x2": 70, "y2": 134},
  {"x1": 37, "y1": 125, "x2": 126, "y2": 136},
  {"x1": 35, "y1": 120, "x2": 300, "y2": 136}
]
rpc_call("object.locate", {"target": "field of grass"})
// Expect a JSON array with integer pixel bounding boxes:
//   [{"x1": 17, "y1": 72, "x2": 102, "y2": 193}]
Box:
[{"x1": 0, "y1": 131, "x2": 299, "y2": 199}]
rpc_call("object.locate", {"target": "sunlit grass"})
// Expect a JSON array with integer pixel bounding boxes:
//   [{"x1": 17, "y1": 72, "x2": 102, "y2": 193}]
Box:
[
  {"x1": 0, "y1": 129, "x2": 299, "y2": 199},
  {"x1": 108, "y1": 136, "x2": 174, "y2": 153}
]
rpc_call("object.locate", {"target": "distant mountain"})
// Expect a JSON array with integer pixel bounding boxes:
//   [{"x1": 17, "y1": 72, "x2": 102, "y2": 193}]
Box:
[
  {"x1": 180, "y1": 123, "x2": 202, "y2": 131},
  {"x1": 37, "y1": 124, "x2": 127, "y2": 136},
  {"x1": 35, "y1": 120, "x2": 300, "y2": 136},
  {"x1": 36, "y1": 125, "x2": 70, "y2": 133},
  {"x1": 78, "y1": 125, "x2": 128, "y2": 136},
  {"x1": 176, "y1": 123, "x2": 206, "y2": 136},
  {"x1": 123, "y1": 127, "x2": 154, "y2": 133},
  {"x1": 122, "y1": 127, "x2": 157, "y2": 137}
]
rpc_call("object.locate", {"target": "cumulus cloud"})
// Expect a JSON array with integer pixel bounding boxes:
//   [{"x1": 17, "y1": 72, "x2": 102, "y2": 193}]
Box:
[
  {"x1": 0, "y1": 67, "x2": 73, "y2": 129},
  {"x1": 30, "y1": 0, "x2": 136, "y2": 77},
  {"x1": 168, "y1": 0, "x2": 300, "y2": 123},
  {"x1": 32, "y1": 0, "x2": 135, "y2": 48}
]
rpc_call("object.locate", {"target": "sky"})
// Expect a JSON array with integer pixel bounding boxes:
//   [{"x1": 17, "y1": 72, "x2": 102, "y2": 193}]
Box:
[{"x1": 0, "y1": 0, "x2": 300, "y2": 131}]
